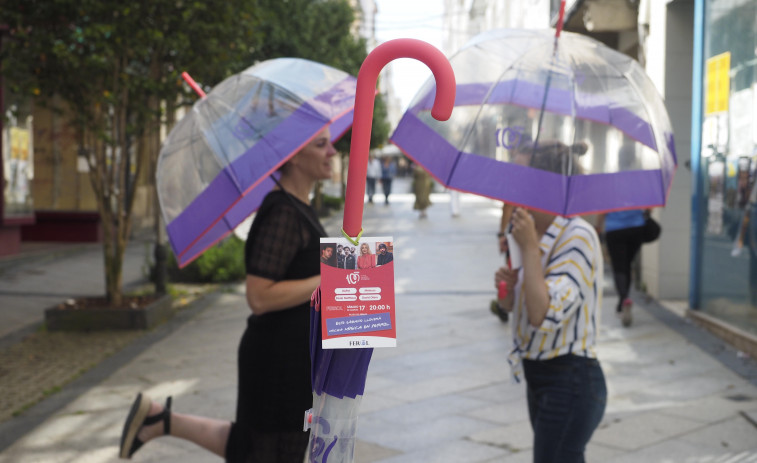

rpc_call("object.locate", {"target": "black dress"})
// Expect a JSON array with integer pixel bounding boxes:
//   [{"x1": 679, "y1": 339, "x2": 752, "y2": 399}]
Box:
[{"x1": 225, "y1": 190, "x2": 324, "y2": 462}]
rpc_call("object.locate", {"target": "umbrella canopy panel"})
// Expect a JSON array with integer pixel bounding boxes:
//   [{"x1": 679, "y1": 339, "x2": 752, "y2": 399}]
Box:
[
  {"x1": 392, "y1": 29, "x2": 677, "y2": 216},
  {"x1": 157, "y1": 58, "x2": 357, "y2": 266}
]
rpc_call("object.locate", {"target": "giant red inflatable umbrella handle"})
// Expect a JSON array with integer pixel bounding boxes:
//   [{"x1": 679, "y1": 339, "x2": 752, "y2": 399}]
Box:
[{"x1": 341, "y1": 39, "x2": 456, "y2": 241}]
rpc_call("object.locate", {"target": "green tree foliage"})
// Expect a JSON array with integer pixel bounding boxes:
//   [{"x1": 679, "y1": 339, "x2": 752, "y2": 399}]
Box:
[
  {"x1": 255, "y1": 0, "x2": 393, "y2": 201},
  {"x1": 0, "y1": 0, "x2": 389, "y2": 306},
  {"x1": 1, "y1": 0, "x2": 262, "y2": 306},
  {"x1": 160, "y1": 236, "x2": 246, "y2": 284}
]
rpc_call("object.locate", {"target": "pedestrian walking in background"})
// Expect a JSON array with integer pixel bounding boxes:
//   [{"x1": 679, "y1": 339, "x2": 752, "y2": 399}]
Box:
[
  {"x1": 380, "y1": 157, "x2": 396, "y2": 205},
  {"x1": 366, "y1": 154, "x2": 382, "y2": 204},
  {"x1": 489, "y1": 202, "x2": 512, "y2": 323},
  {"x1": 119, "y1": 128, "x2": 336, "y2": 462},
  {"x1": 449, "y1": 190, "x2": 461, "y2": 217},
  {"x1": 494, "y1": 142, "x2": 606, "y2": 463},
  {"x1": 596, "y1": 208, "x2": 653, "y2": 327},
  {"x1": 412, "y1": 164, "x2": 433, "y2": 219}
]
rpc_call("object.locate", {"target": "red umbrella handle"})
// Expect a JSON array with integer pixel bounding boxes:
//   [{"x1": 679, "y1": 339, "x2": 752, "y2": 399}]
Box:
[{"x1": 342, "y1": 39, "x2": 456, "y2": 240}]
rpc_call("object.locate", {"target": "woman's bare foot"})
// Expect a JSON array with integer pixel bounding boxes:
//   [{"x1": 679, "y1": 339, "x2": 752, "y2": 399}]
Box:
[{"x1": 136, "y1": 400, "x2": 169, "y2": 442}]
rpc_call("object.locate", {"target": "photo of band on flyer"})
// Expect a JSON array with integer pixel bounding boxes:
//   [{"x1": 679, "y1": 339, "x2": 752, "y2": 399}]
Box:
[{"x1": 319, "y1": 236, "x2": 396, "y2": 349}]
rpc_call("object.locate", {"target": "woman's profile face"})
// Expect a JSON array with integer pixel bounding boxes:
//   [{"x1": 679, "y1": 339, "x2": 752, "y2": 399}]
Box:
[{"x1": 289, "y1": 128, "x2": 337, "y2": 181}]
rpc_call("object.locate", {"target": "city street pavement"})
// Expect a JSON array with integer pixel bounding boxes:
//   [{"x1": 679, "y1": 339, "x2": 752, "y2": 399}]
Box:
[
  {"x1": 0, "y1": 239, "x2": 150, "y2": 342},
  {"x1": 1, "y1": 177, "x2": 757, "y2": 462}
]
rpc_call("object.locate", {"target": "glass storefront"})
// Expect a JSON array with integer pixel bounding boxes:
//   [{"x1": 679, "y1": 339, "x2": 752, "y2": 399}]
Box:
[{"x1": 697, "y1": 0, "x2": 757, "y2": 334}]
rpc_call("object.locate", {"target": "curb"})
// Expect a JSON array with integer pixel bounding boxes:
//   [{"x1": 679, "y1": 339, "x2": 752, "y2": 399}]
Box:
[
  {"x1": 687, "y1": 309, "x2": 757, "y2": 361},
  {"x1": 631, "y1": 289, "x2": 757, "y2": 387}
]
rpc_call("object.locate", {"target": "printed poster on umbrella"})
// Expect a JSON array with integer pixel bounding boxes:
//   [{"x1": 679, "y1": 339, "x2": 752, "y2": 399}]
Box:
[{"x1": 318, "y1": 237, "x2": 396, "y2": 349}]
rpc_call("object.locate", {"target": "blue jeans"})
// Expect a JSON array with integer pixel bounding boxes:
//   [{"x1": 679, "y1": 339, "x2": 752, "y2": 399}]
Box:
[{"x1": 523, "y1": 355, "x2": 606, "y2": 463}]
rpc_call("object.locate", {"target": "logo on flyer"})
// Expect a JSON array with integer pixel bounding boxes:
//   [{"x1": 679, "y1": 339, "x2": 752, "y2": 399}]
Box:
[{"x1": 345, "y1": 272, "x2": 360, "y2": 284}]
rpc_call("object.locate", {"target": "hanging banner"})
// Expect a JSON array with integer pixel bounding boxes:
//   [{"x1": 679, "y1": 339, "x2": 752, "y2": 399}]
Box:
[{"x1": 319, "y1": 236, "x2": 396, "y2": 349}]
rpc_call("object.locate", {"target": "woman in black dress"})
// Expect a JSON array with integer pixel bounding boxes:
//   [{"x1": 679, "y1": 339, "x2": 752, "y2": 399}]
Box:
[{"x1": 119, "y1": 127, "x2": 337, "y2": 462}]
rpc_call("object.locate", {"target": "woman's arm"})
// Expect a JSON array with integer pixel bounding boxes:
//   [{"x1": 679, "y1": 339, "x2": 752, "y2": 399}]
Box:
[
  {"x1": 510, "y1": 208, "x2": 549, "y2": 327},
  {"x1": 521, "y1": 247, "x2": 549, "y2": 326},
  {"x1": 245, "y1": 274, "x2": 320, "y2": 315}
]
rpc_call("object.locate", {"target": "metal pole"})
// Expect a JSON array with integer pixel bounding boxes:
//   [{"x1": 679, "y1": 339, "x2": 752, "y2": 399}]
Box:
[{"x1": 689, "y1": 0, "x2": 706, "y2": 309}]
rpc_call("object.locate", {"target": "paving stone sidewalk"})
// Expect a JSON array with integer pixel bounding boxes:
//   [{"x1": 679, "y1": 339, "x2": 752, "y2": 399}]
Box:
[{"x1": 0, "y1": 180, "x2": 756, "y2": 462}]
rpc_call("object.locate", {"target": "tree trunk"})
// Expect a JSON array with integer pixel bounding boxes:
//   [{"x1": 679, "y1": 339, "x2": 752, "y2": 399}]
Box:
[
  {"x1": 83, "y1": 60, "x2": 139, "y2": 308},
  {"x1": 104, "y1": 225, "x2": 125, "y2": 307},
  {"x1": 149, "y1": 93, "x2": 167, "y2": 295}
]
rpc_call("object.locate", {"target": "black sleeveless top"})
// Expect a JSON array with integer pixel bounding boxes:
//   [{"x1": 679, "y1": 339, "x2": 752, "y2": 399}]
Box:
[{"x1": 239, "y1": 190, "x2": 325, "y2": 432}]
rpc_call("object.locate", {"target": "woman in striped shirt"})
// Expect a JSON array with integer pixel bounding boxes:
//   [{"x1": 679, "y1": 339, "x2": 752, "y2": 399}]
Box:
[
  {"x1": 494, "y1": 141, "x2": 606, "y2": 463},
  {"x1": 495, "y1": 207, "x2": 606, "y2": 462}
]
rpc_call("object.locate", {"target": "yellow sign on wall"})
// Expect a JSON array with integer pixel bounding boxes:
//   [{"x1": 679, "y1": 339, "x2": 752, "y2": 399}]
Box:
[
  {"x1": 9, "y1": 127, "x2": 30, "y2": 161},
  {"x1": 705, "y1": 52, "x2": 730, "y2": 115}
]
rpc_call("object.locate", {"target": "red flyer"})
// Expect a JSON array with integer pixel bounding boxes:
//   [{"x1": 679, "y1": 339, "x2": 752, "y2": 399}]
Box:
[{"x1": 319, "y1": 236, "x2": 396, "y2": 349}]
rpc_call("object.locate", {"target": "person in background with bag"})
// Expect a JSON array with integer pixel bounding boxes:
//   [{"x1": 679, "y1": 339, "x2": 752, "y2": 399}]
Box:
[{"x1": 596, "y1": 208, "x2": 659, "y2": 327}]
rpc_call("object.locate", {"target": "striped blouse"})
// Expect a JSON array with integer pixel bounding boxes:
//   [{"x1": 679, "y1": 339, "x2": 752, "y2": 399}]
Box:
[{"x1": 507, "y1": 215, "x2": 603, "y2": 383}]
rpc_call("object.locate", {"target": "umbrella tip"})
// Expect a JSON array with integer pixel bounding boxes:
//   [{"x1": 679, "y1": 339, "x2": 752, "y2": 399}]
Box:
[{"x1": 181, "y1": 71, "x2": 206, "y2": 98}]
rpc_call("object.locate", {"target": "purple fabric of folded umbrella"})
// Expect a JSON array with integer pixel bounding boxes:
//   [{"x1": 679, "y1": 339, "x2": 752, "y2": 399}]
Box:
[{"x1": 310, "y1": 288, "x2": 373, "y2": 400}]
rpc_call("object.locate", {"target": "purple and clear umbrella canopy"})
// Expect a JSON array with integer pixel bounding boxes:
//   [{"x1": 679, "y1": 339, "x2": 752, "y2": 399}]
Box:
[
  {"x1": 157, "y1": 58, "x2": 357, "y2": 267},
  {"x1": 391, "y1": 28, "x2": 677, "y2": 216}
]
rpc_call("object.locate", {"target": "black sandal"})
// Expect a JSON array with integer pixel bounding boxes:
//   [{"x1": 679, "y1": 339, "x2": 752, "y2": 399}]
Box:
[{"x1": 119, "y1": 393, "x2": 172, "y2": 459}]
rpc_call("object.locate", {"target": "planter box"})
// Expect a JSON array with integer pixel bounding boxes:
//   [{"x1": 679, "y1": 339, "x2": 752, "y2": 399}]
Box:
[{"x1": 44, "y1": 294, "x2": 175, "y2": 331}]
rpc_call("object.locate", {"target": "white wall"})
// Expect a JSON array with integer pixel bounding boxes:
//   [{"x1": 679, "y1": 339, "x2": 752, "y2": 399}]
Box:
[{"x1": 640, "y1": 0, "x2": 694, "y2": 300}]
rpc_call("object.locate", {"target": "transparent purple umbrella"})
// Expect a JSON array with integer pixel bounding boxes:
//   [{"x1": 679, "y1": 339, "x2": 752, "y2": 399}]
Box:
[
  {"x1": 157, "y1": 58, "x2": 357, "y2": 267},
  {"x1": 391, "y1": 28, "x2": 677, "y2": 216}
]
